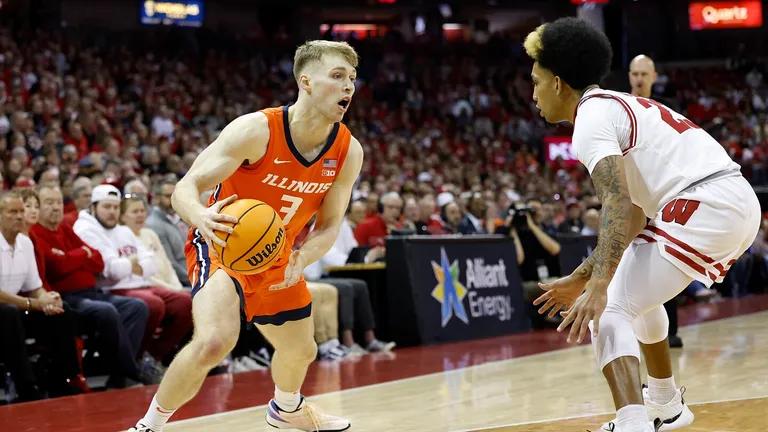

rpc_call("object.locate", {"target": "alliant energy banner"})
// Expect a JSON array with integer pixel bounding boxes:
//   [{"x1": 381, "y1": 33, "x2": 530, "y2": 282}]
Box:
[{"x1": 386, "y1": 236, "x2": 530, "y2": 345}]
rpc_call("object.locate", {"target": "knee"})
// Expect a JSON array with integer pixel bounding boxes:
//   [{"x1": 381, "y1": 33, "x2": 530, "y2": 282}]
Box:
[
  {"x1": 192, "y1": 331, "x2": 238, "y2": 367},
  {"x1": 633, "y1": 307, "x2": 669, "y2": 345},
  {"x1": 144, "y1": 296, "x2": 166, "y2": 321},
  {"x1": 131, "y1": 299, "x2": 150, "y2": 321},
  {"x1": 169, "y1": 292, "x2": 193, "y2": 319},
  {"x1": 94, "y1": 303, "x2": 121, "y2": 321},
  {"x1": 593, "y1": 308, "x2": 642, "y2": 369},
  {"x1": 278, "y1": 338, "x2": 318, "y2": 364}
]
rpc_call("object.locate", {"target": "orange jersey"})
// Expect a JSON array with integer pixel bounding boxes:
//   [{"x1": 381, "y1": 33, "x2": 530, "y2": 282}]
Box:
[
  {"x1": 185, "y1": 105, "x2": 352, "y2": 324},
  {"x1": 210, "y1": 106, "x2": 351, "y2": 256}
]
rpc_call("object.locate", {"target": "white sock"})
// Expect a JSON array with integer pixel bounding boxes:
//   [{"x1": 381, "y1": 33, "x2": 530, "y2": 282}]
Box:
[
  {"x1": 274, "y1": 386, "x2": 301, "y2": 412},
  {"x1": 615, "y1": 404, "x2": 649, "y2": 431},
  {"x1": 140, "y1": 395, "x2": 176, "y2": 431},
  {"x1": 647, "y1": 375, "x2": 677, "y2": 404}
]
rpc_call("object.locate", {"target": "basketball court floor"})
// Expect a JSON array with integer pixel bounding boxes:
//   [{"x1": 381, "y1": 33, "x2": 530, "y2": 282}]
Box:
[{"x1": 3, "y1": 294, "x2": 767, "y2": 432}]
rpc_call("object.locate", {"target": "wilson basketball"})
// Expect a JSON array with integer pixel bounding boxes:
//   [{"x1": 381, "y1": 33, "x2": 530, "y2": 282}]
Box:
[{"x1": 213, "y1": 199, "x2": 286, "y2": 275}]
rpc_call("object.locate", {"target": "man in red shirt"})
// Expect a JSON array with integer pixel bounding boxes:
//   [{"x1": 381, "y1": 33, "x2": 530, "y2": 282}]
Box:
[
  {"x1": 29, "y1": 184, "x2": 151, "y2": 387},
  {"x1": 354, "y1": 191, "x2": 404, "y2": 247}
]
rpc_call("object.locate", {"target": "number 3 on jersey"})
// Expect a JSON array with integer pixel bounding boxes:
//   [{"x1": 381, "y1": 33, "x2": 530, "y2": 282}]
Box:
[
  {"x1": 635, "y1": 97, "x2": 700, "y2": 134},
  {"x1": 278, "y1": 194, "x2": 303, "y2": 225}
]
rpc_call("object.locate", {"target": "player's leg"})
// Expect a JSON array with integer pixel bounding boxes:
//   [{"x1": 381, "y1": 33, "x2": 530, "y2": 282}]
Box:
[
  {"x1": 257, "y1": 315, "x2": 350, "y2": 431},
  {"x1": 594, "y1": 243, "x2": 692, "y2": 432},
  {"x1": 131, "y1": 270, "x2": 241, "y2": 431},
  {"x1": 633, "y1": 306, "x2": 694, "y2": 431}
]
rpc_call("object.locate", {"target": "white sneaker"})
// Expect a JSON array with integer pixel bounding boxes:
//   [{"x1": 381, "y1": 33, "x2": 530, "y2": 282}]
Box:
[
  {"x1": 232, "y1": 356, "x2": 268, "y2": 372},
  {"x1": 646, "y1": 387, "x2": 694, "y2": 430},
  {"x1": 128, "y1": 421, "x2": 159, "y2": 432},
  {"x1": 601, "y1": 387, "x2": 693, "y2": 431},
  {"x1": 598, "y1": 420, "x2": 658, "y2": 432},
  {"x1": 266, "y1": 397, "x2": 350, "y2": 431}
]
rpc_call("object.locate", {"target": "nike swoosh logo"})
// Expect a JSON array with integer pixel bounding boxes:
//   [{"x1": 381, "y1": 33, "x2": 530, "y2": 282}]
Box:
[{"x1": 273, "y1": 158, "x2": 291, "y2": 165}]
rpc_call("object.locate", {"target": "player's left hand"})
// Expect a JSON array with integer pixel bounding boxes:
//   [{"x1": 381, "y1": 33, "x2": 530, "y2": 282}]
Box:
[
  {"x1": 269, "y1": 250, "x2": 305, "y2": 291},
  {"x1": 557, "y1": 278, "x2": 609, "y2": 344}
]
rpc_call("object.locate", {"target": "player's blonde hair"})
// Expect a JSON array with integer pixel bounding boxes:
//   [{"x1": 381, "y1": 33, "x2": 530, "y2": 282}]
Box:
[
  {"x1": 523, "y1": 24, "x2": 546, "y2": 62},
  {"x1": 293, "y1": 40, "x2": 359, "y2": 82}
]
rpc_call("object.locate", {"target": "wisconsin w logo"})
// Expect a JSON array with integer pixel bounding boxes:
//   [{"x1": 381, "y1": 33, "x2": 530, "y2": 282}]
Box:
[{"x1": 661, "y1": 199, "x2": 700, "y2": 226}]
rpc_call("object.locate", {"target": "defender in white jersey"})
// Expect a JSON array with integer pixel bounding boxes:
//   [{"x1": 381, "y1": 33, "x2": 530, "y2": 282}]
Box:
[{"x1": 525, "y1": 18, "x2": 759, "y2": 432}]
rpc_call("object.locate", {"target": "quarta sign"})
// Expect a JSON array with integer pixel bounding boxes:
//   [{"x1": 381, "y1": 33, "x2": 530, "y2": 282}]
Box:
[{"x1": 689, "y1": 1, "x2": 763, "y2": 30}]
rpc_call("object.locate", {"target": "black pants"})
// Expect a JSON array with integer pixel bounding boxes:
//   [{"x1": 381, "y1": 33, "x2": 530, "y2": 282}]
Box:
[
  {"x1": 62, "y1": 289, "x2": 148, "y2": 380},
  {"x1": 0, "y1": 303, "x2": 80, "y2": 401},
  {"x1": 320, "y1": 278, "x2": 376, "y2": 332}
]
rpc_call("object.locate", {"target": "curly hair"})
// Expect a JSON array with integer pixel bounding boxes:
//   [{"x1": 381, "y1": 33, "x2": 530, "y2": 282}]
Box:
[{"x1": 524, "y1": 17, "x2": 612, "y2": 90}]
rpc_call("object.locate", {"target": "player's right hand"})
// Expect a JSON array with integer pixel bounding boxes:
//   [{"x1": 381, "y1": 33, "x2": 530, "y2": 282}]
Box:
[
  {"x1": 194, "y1": 194, "x2": 239, "y2": 254},
  {"x1": 533, "y1": 273, "x2": 587, "y2": 319}
]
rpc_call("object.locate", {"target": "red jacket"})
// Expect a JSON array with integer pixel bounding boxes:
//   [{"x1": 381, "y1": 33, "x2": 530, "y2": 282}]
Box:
[
  {"x1": 354, "y1": 215, "x2": 389, "y2": 247},
  {"x1": 29, "y1": 223, "x2": 105, "y2": 294}
]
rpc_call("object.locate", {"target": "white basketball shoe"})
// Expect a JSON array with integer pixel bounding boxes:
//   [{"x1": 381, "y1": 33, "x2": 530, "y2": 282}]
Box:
[{"x1": 266, "y1": 396, "x2": 350, "y2": 431}]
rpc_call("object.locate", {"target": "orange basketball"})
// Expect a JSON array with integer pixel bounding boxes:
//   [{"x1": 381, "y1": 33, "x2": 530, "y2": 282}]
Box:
[{"x1": 213, "y1": 199, "x2": 286, "y2": 275}]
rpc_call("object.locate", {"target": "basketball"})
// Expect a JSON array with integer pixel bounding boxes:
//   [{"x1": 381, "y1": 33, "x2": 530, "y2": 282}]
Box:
[{"x1": 213, "y1": 199, "x2": 286, "y2": 275}]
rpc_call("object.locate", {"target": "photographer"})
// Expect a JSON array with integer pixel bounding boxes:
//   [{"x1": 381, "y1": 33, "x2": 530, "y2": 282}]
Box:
[{"x1": 504, "y1": 199, "x2": 561, "y2": 283}]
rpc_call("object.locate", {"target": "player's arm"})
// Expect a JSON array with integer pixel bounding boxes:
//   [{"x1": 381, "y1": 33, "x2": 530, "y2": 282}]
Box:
[
  {"x1": 172, "y1": 112, "x2": 269, "y2": 248},
  {"x1": 572, "y1": 203, "x2": 646, "y2": 281},
  {"x1": 299, "y1": 138, "x2": 364, "y2": 267},
  {"x1": 588, "y1": 155, "x2": 633, "y2": 283}
]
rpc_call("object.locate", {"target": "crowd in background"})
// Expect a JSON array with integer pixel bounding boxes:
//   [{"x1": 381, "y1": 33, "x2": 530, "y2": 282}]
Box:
[{"x1": 1, "y1": 27, "x2": 768, "y2": 403}]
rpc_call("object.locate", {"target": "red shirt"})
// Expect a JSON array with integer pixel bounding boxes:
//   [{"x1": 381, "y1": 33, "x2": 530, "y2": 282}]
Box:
[
  {"x1": 354, "y1": 215, "x2": 389, "y2": 247},
  {"x1": 29, "y1": 223, "x2": 105, "y2": 294}
]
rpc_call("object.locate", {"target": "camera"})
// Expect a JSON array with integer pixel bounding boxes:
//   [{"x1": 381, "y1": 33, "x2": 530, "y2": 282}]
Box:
[{"x1": 508, "y1": 203, "x2": 535, "y2": 229}]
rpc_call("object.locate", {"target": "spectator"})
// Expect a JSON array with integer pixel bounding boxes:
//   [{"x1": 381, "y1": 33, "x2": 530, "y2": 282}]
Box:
[
  {"x1": 30, "y1": 184, "x2": 151, "y2": 387},
  {"x1": 124, "y1": 179, "x2": 150, "y2": 197},
  {"x1": 440, "y1": 201, "x2": 463, "y2": 234},
  {"x1": 558, "y1": 199, "x2": 584, "y2": 234},
  {"x1": 458, "y1": 192, "x2": 489, "y2": 234},
  {"x1": 0, "y1": 191, "x2": 82, "y2": 401},
  {"x1": 414, "y1": 193, "x2": 444, "y2": 235},
  {"x1": 120, "y1": 195, "x2": 185, "y2": 291},
  {"x1": 145, "y1": 180, "x2": 190, "y2": 286},
  {"x1": 347, "y1": 200, "x2": 367, "y2": 230},
  {"x1": 354, "y1": 191, "x2": 404, "y2": 247},
  {"x1": 62, "y1": 176, "x2": 92, "y2": 227},
  {"x1": 581, "y1": 208, "x2": 600, "y2": 236},
  {"x1": 74, "y1": 185, "x2": 192, "y2": 369},
  {"x1": 20, "y1": 188, "x2": 39, "y2": 233},
  {"x1": 402, "y1": 197, "x2": 421, "y2": 233}
]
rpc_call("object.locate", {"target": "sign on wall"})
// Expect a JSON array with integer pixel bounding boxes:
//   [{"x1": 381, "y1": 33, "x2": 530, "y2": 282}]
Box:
[
  {"x1": 689, "y1": 1, "x2": 763, "y2": 30},
  {"x1": 141, "y1": 0, "x2": 204, "y2": 28}
]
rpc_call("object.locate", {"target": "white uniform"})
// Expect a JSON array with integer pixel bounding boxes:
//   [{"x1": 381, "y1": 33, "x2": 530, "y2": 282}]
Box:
[
  {"x1": 572, "y1": 88, "x2": 760, "y2": 369},
  {"x1": 573, "y1": 88, "x2": 759, "y2": 287}
]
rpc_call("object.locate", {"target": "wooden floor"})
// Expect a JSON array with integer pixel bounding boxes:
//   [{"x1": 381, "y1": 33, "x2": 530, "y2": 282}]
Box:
[
  {"x1": 3, "y1": 295, "x2": 767, "y2": 431},
  {"x1": 162, "y1": 310, "x2": 768, "y2": 432}
]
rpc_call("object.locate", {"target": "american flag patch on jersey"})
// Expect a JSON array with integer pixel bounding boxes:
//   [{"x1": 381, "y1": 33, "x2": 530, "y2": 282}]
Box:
[{"x1": 323, "y1": 159, "x2": 337, "y2": 168}]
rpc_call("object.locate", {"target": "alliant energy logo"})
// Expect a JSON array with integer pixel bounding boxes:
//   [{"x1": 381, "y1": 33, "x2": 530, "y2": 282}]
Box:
[{"x1": 431, "y1": 248, "x2": 514, "y2": 327}]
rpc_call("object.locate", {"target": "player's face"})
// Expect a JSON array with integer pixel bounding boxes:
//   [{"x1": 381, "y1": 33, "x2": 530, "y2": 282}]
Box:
[
  {"x1": 306, "y1": 54, "x2": 356, "y2": 122},
  {"x1": 531, "y1": 62, "x2": 563, "y2": 124}
]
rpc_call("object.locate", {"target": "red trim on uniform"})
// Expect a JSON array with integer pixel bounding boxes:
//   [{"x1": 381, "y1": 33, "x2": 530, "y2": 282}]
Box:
[
  {"x1": 636, "y1": 233, "x2": 656, "y2": 243},
  {"x1": 646, "y1": 225, "x2": 717, "y2": 265},
  {"x1": 576, "y1": 92, "x2": 637, "y2": 153},
  {"x1": 664, "y1": 245, "x2": 710, "y2": 279}
]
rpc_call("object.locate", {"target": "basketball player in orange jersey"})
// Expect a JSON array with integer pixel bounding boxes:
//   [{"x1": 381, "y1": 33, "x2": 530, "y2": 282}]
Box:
[{"x1": 129, "y1": 40, "x2": 363, "y2": 432}]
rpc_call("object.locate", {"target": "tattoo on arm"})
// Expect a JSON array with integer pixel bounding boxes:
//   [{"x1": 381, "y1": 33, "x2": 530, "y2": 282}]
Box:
[{"x1": 590, "y1": 155, "x2": 632, "y2": 281}]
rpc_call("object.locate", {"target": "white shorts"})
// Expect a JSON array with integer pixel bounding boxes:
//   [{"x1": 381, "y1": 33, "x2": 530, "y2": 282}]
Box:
[{"x1": 636, "y1": 175, "x2": 761, "y2": 287}]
